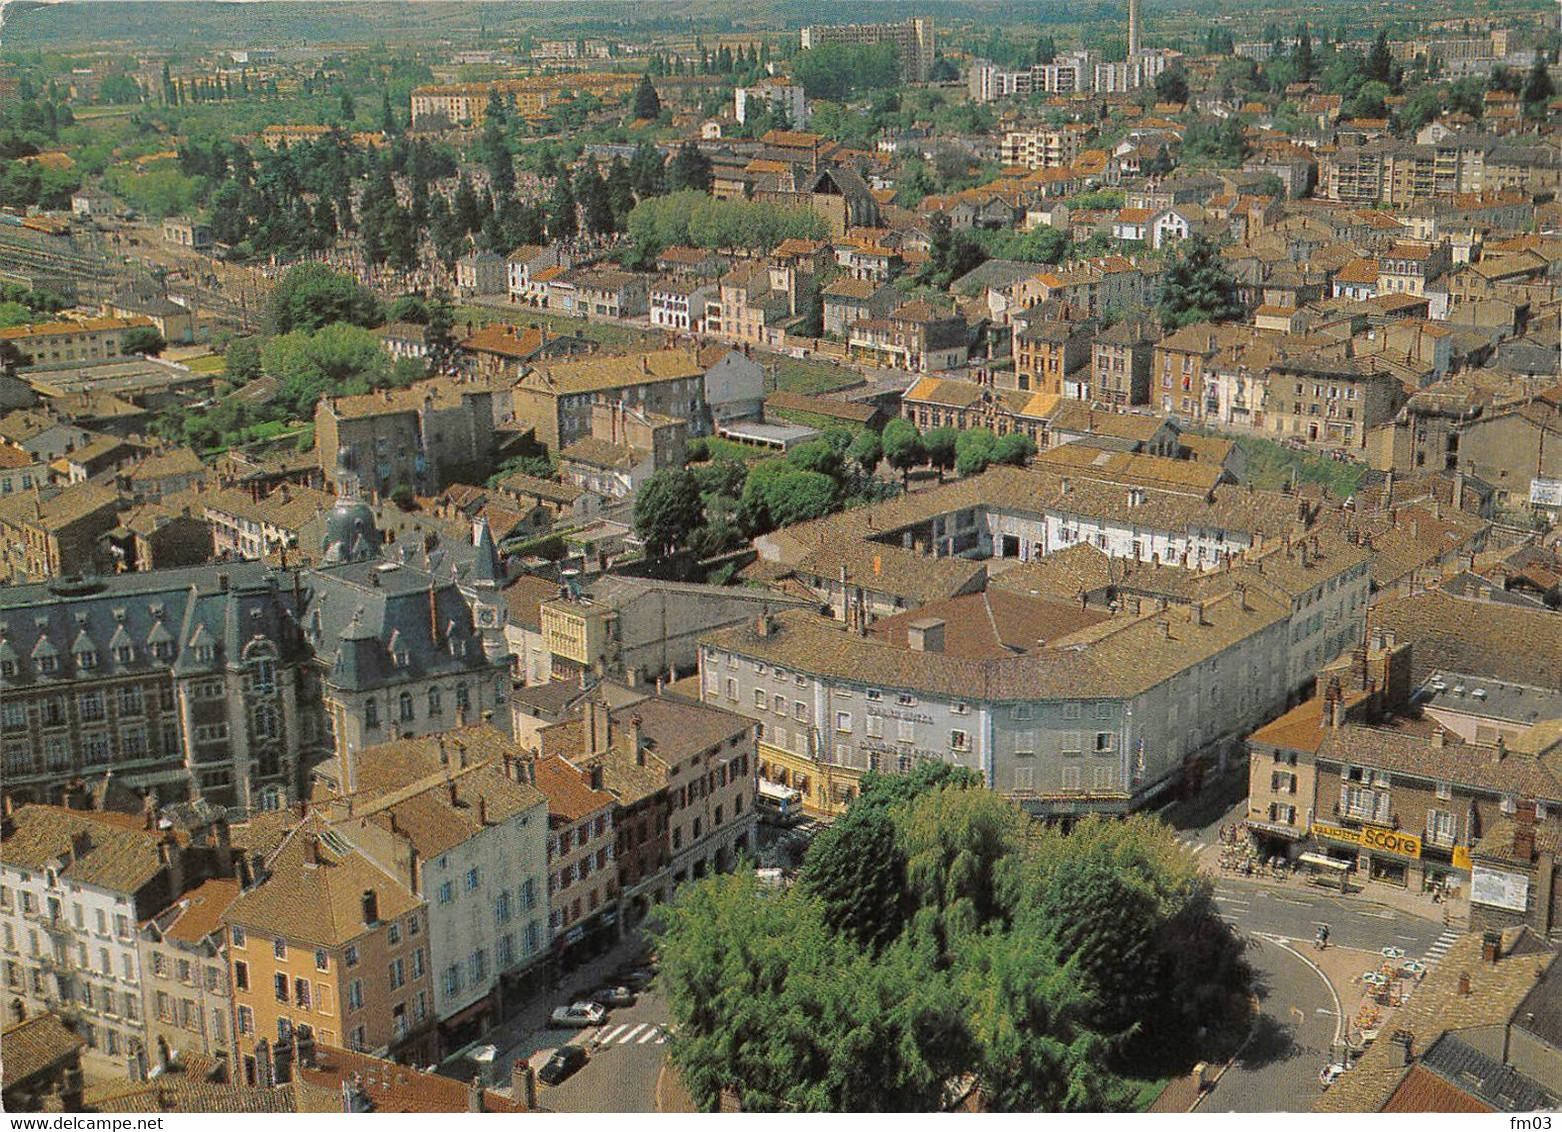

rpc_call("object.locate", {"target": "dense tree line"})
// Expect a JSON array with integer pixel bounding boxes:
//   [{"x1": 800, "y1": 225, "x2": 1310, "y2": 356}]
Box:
[{"x1": 656, "y1": 768, "x2": 1250, "y2": 1111}]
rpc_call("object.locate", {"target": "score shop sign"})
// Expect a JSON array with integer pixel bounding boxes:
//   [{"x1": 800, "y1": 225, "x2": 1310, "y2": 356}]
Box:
[{"x1": 1311, "y1": 821, "x2": 1422, "y2": 859}]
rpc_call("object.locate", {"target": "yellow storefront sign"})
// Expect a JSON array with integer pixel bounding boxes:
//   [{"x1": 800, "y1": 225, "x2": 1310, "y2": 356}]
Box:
[
  {"x1": 1452, "y1": 846, "x2": 1471, "y2": 870},
  {"x1": 1310, "y1": 822, "x2": 1421, "y2": 859}
]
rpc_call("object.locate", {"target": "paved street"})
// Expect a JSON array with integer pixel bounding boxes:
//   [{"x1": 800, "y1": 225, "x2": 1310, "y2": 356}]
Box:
[
  {"x1": 1203, "y1": 936, "x2": 1345, "y2": 1111},
  {"x1": 1211, "y1": 878, "x2": 1448, "y2": 959},
  {"x1": 529, "y1": 989, "x2": 672, "y2": 1113}
]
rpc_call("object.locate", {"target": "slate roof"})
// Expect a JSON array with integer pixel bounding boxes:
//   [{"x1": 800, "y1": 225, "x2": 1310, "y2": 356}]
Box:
[
  {"x1": 0, "y1": 561, "x2": 303, "y2": 688},
  {"x1": 304, "y1": 557, "x2": 496, "y2": 693}
]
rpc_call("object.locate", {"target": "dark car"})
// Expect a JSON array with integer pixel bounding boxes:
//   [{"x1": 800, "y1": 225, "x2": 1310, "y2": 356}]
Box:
[
  {"x1": 590, "y1": 984, "x2": 636, "y2": 1008},
  {"x1": 538, "y1": 1045, "x2": 588, "y2": 1086},
  {"x1": 615, "y1": 968, "x2": 654, "y2": 991}
]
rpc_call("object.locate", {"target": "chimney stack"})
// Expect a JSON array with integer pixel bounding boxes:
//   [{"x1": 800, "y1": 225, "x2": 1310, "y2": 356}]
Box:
[
  {"x1": 1514, "y1": 823, "x2": 1536, "y2": 863},
  {"x1": 589, "y1": 763, "x2": 604, "y2": 791},
  {"x1": 1481, "y1": 931, "x2": 1501, "y2": 964},
  {"x1": 1457, "y1": 970, "x2": 1472, "y2": 996},
  {"x1": 630, "y1": 714, "x2": 645, "y2": 767},
  {"x1": 467, "y1": 1076, "x2": 485, "y2": 1114},
  {"x1": 477, "y1": 796, "x2": 488, "y2": 826}
]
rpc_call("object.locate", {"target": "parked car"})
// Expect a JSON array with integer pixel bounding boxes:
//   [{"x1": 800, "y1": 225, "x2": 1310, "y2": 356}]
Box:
[
  {"x1": 590, "y1": 984, "x2": 636, "y2": 1008},
  {"x1": 550, "y1": 1002, "x2": 607, "y2": 1028},
  {"x1": 615, "y1": 968, "x2": 655, "y2": 990},
  {"x1": 538, "y1": 1045, "x2": 588, "y2": 1085}
]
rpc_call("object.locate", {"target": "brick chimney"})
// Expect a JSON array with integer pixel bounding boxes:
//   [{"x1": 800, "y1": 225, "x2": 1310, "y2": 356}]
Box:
[
  {"x1": 1481, "y1": 930, "x2": 1501, "y2": 964},
  {"x1": 1514, "y1": 822, "x2": 1536, "y2": 863}
]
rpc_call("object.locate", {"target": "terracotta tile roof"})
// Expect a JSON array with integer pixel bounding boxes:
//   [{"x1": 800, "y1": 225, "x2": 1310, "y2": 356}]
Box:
[
  {"x1": 1, "y1": 804, "x2": 171, "y2": 896},
  {"x1": 1369, "y1": 589, "x2": 1562, "y2": 691},
  {"x1": 343, "y1": 724, "x2": 548, "y2": 859},
  {"x1": 460, "y1": 323, "x2": 547, "y2": 358},
  {"x1": 527, "y1": 350, "x2": 702, "y2": 395},
  {"x1": 869, "y1": 588, "x2": 1111, "y2": 658},
  {"x1": 705, "y1": 586, "x2": 1288, "y2": 703},
  {"x1": 1, "y1": 1013, "x2": 83, "y2": 1090},
  {"x1": 1387, "y1": 1061, "x2": 1493, "y2": 1111},
  {"x1": 200, "y1": 484, "x2": 334, "y2": 532},
  {"x1": 1317, "y1": 930, "x2": 1558, "y2": 1113},
  {"x1": 158, "y1": 877, "x2": 242, "y2": 946},
  {"x1": 0, "y1": 316, "x2": 154, "y2": 341},
  {"x1": 296, "y1": 1046, "x2": 525, "y2": 1113},
  {"x1": 503, "y1": 572, "x2": 562, "y2": 632},
  {"x1": 1315, "y1": 720, "x2": 1561, "y2": 799},
  {"x1": 532, "y1": 754, "x2": 614, "y2": 823},
  {"x1": 765, "y1": 390, "x2": 877, "y2": 423},
  {"x1": 222, "y1": 816, "x2": 421, "y2": 949}
]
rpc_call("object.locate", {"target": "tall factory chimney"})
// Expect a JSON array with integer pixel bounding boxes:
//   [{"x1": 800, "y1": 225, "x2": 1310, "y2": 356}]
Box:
[{"x1": 1128, "y1": 0, "x2": 1142, "y2": 56}]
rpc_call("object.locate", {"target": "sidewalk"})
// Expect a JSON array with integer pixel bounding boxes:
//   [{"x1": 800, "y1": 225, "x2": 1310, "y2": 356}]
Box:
[
  {"x1": 1199, "y1": 846, "x2": 1469, "y2": 931},
  {"x1": 473, "y1": 930, "x2": 654, "y2": 1089}
]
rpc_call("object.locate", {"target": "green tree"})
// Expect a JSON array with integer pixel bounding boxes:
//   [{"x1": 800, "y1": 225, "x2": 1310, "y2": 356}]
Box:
[
  {"x1": 632, "y1": 73, "x2": 662, "y2": 119},
  {"x1": 1523, "y1": 52, "x2": 1556, "y2": 119},
  {"x1": 266, "y1": 263, "x2": 383, "y2": 334},
  {"x1": 922, "y1": 426, "x2": 959, "y2": 482},
  {"x1": 224, "y1": 337, "x2": 264, "y2": 385},
  {"x1": 1365, "y1": 31, "x2": 1394, "y2": 85},
  {"x1": 547, "y1": 174, "x2": 578, "y2": 240},
  {"x1": 738, "y1": 463, "x2": 838, "y2": 533},
  {"x1": 848, "y1": 430, "x2": 882, "y2": 477},
  {"x1": 991, "y1": 431, "x2": 1036, "y2": 466},
  {"x1": 1157, "y1": 235, "x2": 1243, "y2": 330},
  {"x1": 954, "y1": 427, "x2": 997, "y2": 477},
  {"x1": 881, "y1": 418, "x2": 924, "y2": 486},
  {"x1": 633, "y1": 467, "x2": 703, "y2": 556},
  {"x1": 260, "y1": 322, "x2": 391, "y2": 419},
  {"x1": 1291, "y1": 24, "x2": 1315, "y2": 82},
  {"x1": 1155, "y1": 64, "x2": 1190, "y2": 105},
  {"x1": 119, "y1": 325, "x2": 166, "y2": 357},
  {"x1": 666, "y1": 142, "x2": 713, "y2": 193},
  {"x1": 799, "y1": 802, "x2": 911, "y2": 952}
]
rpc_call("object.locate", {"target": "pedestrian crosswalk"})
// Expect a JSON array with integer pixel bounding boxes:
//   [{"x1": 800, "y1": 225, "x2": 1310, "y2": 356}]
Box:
[
  {"x1": 1422, "y1": 928, "x2": 1460, "y2": 967},
  {"x1": 592, "y1": 1021, "x2": 669, "y2": 1047}
]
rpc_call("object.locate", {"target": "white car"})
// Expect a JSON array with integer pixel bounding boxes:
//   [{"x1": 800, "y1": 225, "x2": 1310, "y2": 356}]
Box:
[{"x1": 550, "y1": 1002, "x2": 607, "y2": 1029}]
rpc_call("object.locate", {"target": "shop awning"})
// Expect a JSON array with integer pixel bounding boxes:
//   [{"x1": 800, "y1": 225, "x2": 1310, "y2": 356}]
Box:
[{"x1": 1299, "y1": 851, "x2": 1350, "y2": 871}]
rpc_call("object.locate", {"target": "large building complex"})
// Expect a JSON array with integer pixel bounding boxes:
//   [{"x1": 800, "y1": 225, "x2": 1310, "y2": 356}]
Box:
[{"x1": 799, "y1": 17, "x2": 935, "y2": 83}]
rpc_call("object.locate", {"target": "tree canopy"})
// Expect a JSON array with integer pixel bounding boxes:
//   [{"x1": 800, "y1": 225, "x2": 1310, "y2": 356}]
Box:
[
  {"x1": 266, "y1": 263, "x2": 384, "y2": 335},
  {"x1": 656, "y1": 774, "x2": 1250, "y2": 1112},
  {"x1": 1157, "y1": 236, "x2": 1243, "y2": 330}
]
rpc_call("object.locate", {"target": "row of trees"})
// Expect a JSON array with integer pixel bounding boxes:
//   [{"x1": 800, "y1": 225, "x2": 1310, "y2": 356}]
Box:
[
  {"x1": 624, "y1": 188, "x2": 826, "y2": 261},
  {"x1": 656, "y1": 767, "x2": 1250, "y2": 1111}
]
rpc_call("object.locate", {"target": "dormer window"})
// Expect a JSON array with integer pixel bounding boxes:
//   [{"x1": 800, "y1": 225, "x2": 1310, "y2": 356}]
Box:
[
  {"x1": 113, "y1": 646, "x2": 134, "y2": 666},
  {"x1": 37, "y1": 655, "x2": 58, "y2": 675},
  {"x1": 76, "y1": 650, "x2": 97, "y2": 671},
  {"x1": 0, "y1": 660, "x2": 14, "y2": 679}
]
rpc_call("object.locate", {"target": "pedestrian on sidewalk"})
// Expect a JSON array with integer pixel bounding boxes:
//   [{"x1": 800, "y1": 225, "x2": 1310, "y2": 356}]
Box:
[{"x1": 1316, "y1": 923, "x2": 1330, "y2": 950}]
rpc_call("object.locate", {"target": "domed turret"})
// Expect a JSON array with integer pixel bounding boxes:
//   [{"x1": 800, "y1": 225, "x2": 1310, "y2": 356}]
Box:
[{"x1": 322, "y1": 445, "x2": 382, "y2": 565}]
